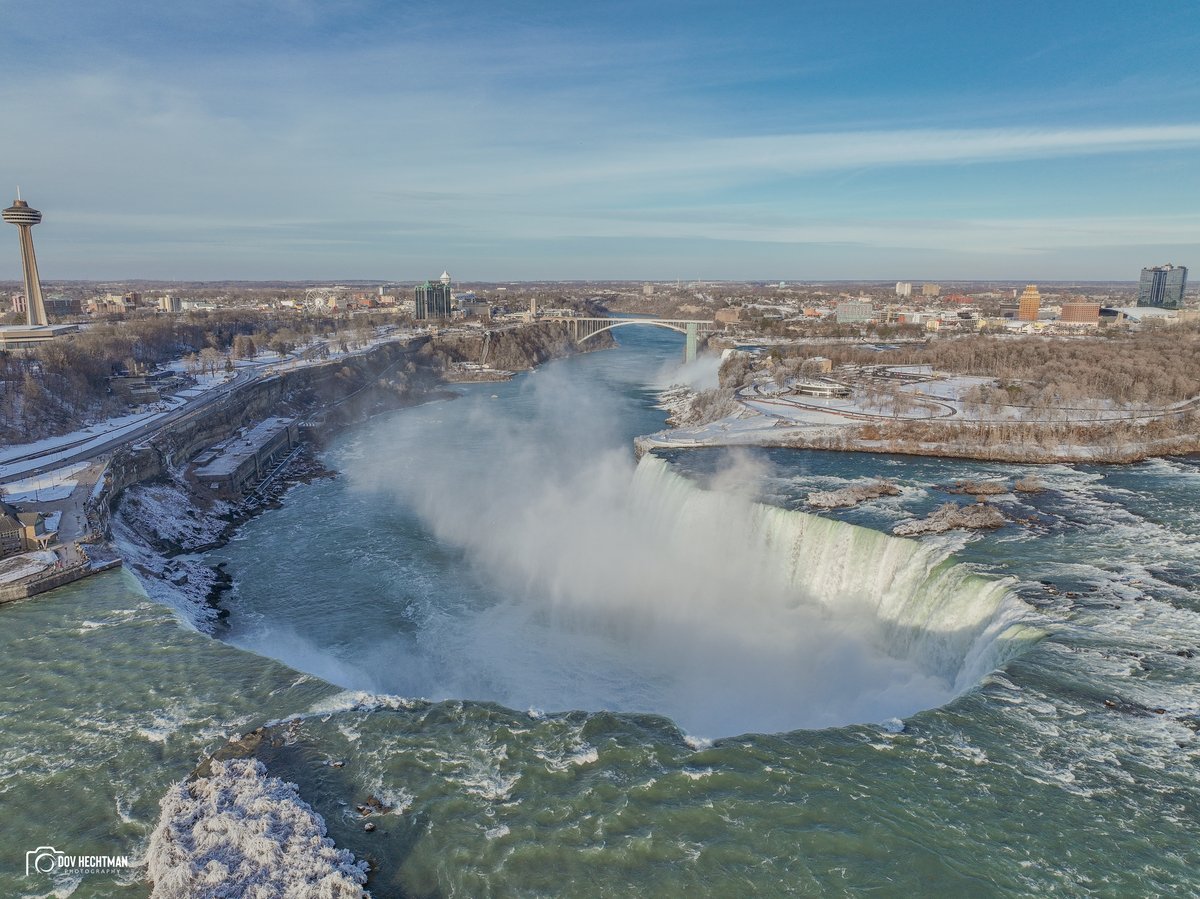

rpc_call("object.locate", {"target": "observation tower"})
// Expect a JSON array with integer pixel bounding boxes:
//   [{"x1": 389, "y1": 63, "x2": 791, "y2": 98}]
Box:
[{"x1": 2, "y1": 192, "x2": 48, "y2": 327}]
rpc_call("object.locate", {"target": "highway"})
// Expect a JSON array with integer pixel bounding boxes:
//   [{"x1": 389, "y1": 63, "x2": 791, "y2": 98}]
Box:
[
  {"x1": 0, "y1": 368, "x2": 257, "y2": 482},
  {"x1": 0, "y1": 331, "x2": 424, "y2": 484}
]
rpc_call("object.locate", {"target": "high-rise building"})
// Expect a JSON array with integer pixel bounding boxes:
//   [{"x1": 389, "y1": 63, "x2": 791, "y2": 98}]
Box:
[
  {"x1": 921, "y1": 283, "x2": 941, "y2": 297},
  {"x1": 2, "y1": 193, "x2": 48, "y2": 327},
  {"x1": 835, "y1": 299, "x2": 874, "y2": 324},
  {"x1": 1017, "y1": 285, "x2": 1041, "y2": 321},
  {"x1": 895, "y1": 282, "x2": 912, "y2": 297},
  {"x1": 415, "y1": 280, "x2": 451, "y2": 320},
  {"x1": 1137, "y1": 264, "x2": 1188, "y2": 309},
  {"x1": 1060, "y1": 299, "x2": 1100, "y2": 325}
]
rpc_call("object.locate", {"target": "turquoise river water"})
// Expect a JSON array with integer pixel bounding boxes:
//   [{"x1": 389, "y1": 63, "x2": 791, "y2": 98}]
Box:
[{"x1": 2, "y1": 326, "x2": 1199, "y2": 897}]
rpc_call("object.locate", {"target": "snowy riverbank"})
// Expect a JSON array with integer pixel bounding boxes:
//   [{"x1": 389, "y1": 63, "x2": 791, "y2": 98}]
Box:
[{"x1": 636, "y1": 403, "x2": 1200, "y2": 464}]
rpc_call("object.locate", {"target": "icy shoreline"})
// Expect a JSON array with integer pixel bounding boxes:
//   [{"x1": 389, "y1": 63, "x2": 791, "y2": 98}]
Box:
[{"x1": 636, "y1": 407, "x2": 1200, "y2": 464}]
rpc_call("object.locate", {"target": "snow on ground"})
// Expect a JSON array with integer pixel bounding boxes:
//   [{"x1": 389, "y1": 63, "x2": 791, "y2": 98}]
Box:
[
  {"x1": 147, "y1": 758, "x2": 368, "y2": 899},
  {"x1": 0, "y1": 550, "x2": 58, "y2": 585},
  {"x1": 0, "y1": 462, "x2": 89, "y2": 502},
  {"x1": 0, "y1": 373, "x2": 241, "y2": 479},
  {"x1": 0, "y1": 407, "x2": 176, "y2": 466}
]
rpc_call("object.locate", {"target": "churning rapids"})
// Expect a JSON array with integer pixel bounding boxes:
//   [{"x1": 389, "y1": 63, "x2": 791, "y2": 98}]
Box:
[
  {"x1": 6, "y1": 324, "x2": 1200, "y2": 897},
  {"x1": 212, "y1": 336, "x2": 1035, "y2": 737}
]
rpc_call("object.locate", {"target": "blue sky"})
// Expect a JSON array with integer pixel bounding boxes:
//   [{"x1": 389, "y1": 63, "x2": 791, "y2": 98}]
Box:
[{"x1": 1, "y1": 0, "x2": 1197, "y2": 281}]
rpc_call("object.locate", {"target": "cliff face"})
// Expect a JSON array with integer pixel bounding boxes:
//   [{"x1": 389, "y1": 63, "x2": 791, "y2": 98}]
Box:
[
  {"x1": 95, "y1": 341, "x2": 432, "y2": 522},
  {"x1": 427, "y1": 322, "x2": 615, "y2": 371},
  {"x1": 96, "y1": 325, "x2": 610, "y2": 525}
]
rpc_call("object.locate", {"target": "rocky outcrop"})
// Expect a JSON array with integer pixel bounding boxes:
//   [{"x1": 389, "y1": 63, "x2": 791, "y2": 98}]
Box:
[
  {"x1": 894, "y1": 502, "x2": 1007, "y2": 536},
  {"x1": 427, "y1": 322, "x2": 614, "y2": 371},
  {"x1": 946, "y1": 479, "x2": 1009, "y2": 496},
  {"x1": 808, "y1": 481, "x2": 902, "y2": 509},
  {"x1": 1014, "y1": 476, "x2": 1045, "y2": 493}
]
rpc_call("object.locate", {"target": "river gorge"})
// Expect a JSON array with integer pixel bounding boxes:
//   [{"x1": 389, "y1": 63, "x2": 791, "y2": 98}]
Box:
[{"x1": 2, "y1": 325, "x2": 1199, "y2": 896}]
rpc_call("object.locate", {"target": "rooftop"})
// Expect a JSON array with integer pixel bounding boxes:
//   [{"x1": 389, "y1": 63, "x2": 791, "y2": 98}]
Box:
[{"x1": 192, "y1": 417, "x2": 296, "y2": 478}]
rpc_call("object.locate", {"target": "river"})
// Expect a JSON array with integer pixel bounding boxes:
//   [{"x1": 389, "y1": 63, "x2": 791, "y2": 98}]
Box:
[{"x1": 2, "y1": 325, "x2": 1198, "y2": 896}]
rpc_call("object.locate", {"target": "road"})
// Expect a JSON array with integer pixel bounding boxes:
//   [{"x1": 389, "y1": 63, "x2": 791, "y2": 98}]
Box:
[
  {"x1": 0, "y1": 330, "x2": 426, "y2": 484},
  {"x1": 0, "y1": 369, "x2": 256, "y2": 483}
]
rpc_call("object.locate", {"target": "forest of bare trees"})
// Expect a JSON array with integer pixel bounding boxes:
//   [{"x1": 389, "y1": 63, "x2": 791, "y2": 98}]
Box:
[
  {"x1": 0, "y1": 310, "x2": 365, "y2": 442},
  {"x1": 738, "y1": 326, "x2": 1200, "y2": 408}
]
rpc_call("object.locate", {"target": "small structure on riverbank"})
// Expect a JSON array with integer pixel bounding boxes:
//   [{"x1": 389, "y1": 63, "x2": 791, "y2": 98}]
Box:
[
  {"x1": 0, "y1": 501, "x2": 56, "y2": 559},
  {"x1": 190, "y1": 417, "x2": 300, "y2": 501}
]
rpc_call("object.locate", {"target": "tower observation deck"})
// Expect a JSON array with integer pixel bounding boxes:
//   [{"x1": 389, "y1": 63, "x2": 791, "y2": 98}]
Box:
[{"x1": 3, "y1": 195, "x2": 48, "y2": 327}]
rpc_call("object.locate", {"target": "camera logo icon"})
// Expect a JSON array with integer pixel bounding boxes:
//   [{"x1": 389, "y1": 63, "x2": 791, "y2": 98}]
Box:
[{"x1": 26, "y1": 846, "x2": 63, "y2": 876}]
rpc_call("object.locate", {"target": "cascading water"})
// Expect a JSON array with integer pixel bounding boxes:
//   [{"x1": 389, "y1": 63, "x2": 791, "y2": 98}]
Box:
[
  {"x1": 628, "y1": 455, "x2": 1038, "y2": 697},
  {"x1": 330, "y1": 428, "x2": 1042, "y2": 735}
]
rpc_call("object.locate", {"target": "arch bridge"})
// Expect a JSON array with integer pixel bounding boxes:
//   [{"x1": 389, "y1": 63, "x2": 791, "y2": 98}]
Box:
[{"x1": 545, "y1": 317, "x2": 718, "y2": 363}]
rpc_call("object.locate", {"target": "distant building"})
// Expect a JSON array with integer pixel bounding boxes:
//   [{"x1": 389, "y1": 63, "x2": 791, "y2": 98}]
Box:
[
  {"x1": 715, "y1": 307, "x2": 743, "y2": 325},
  {"x1": 835, "y1": 299, "x2": 874, "y2": 324},
  {"x1": 87, "y1": 293, "x2": 137, "y2": 315},
  {"x1": 1017, "y1": 285, "x2": 1042, "y2": 322},
  {"x1": 895, "y1": 282, "x2": 912, "y2": 297},
  {"x1": 1060, "y1": 299, "x2": 1101, "y2": 325},
  {"x1": 460, "y1": 300, "x2": 491, "y2": 319},
  {"x1": 1137, "y1": 264, "x2": 1188, "y2": 309},
  {"x1": 921, "y1": 283, "x2": 941, "y2": 297},
  {"x1": 415, "y1": 280, "x2": 452, "y2": 320},
  {"x1": 44, "y1": 296, "x2": 80, "y2": 317},
  {"x1": 804, "y1": 356, "x2": 833, "y2": 373},
  {"x1": 158, "y1": 295, "x2": 182, "y2": 313},
  {"x1": 643, "y1": 284, "x2": 655, "y2": 296}
]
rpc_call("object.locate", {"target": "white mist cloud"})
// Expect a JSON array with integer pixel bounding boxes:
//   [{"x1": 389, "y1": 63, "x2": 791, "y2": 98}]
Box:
[{"x1": 341, "y1": 363, "x2": 1017, "y2": 737}]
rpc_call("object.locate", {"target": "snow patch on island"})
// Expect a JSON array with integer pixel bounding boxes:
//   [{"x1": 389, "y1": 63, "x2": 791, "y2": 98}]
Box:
[{"x1": 147, "y1": 758, "x2": 368, "y2": 899}]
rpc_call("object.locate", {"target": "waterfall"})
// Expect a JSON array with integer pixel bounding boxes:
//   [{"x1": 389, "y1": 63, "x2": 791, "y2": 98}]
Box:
[{"x1": 591, "y1": 455, "x2": 1040, "y2": 697}]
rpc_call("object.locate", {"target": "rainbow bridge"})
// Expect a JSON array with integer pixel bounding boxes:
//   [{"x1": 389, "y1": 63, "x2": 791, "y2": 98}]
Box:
[{"x1": 545, "y1": 317, "x2": 719, "y2": 363}]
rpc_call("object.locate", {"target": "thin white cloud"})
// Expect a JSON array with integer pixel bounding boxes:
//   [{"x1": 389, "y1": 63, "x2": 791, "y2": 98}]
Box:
[{"x1": 512, "y1": 125, "x2": 1200, "y2": 189}]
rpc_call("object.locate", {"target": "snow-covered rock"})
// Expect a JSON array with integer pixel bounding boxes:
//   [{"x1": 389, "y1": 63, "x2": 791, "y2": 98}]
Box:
[
  {"x1": 894, "y1": 502, "x2": 1006, "y2": 537},
  {"x1": 147, "y1": 758, "x2": 368, "y2": 899},
  {"x1": 807, "y1": 481, "x2": 902, "y2": 509}
]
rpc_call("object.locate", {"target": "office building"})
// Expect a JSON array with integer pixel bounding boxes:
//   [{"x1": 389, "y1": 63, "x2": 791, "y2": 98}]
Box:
[
  {"x1": 1137, "y1": 264, "x2": 1188, "y2": 309},
  {"x1": 835, "y1": 299, "x2": 874, "y2": 324},
  {"x1": 415, "y1": 279, "x2": 452, "y2": 320},
  {"x1": 1060, "y1": 299, "x2": 1101, "y2": 325},
  {"x1": 2, "y1": 193, "x2": 48, "y2": 327},
  {"x1": 1017, "y1": 285, "x2": 1041, "y2": 321}
]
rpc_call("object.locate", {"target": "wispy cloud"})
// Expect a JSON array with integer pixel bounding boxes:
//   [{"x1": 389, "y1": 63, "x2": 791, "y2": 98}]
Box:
[{"x1": 505, "y1": 125, "x2": 1200, "y2": 191}]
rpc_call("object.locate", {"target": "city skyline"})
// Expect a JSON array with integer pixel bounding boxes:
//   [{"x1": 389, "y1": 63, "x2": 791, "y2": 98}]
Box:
[{"x1": 1, "y1": 1, "x2": 1198, "y2": 281}]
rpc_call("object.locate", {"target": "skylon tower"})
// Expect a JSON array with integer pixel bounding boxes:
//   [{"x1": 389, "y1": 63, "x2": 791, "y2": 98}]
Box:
[{"x1": 2, "y1": 191, "x2": 48, "y2": 327}]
